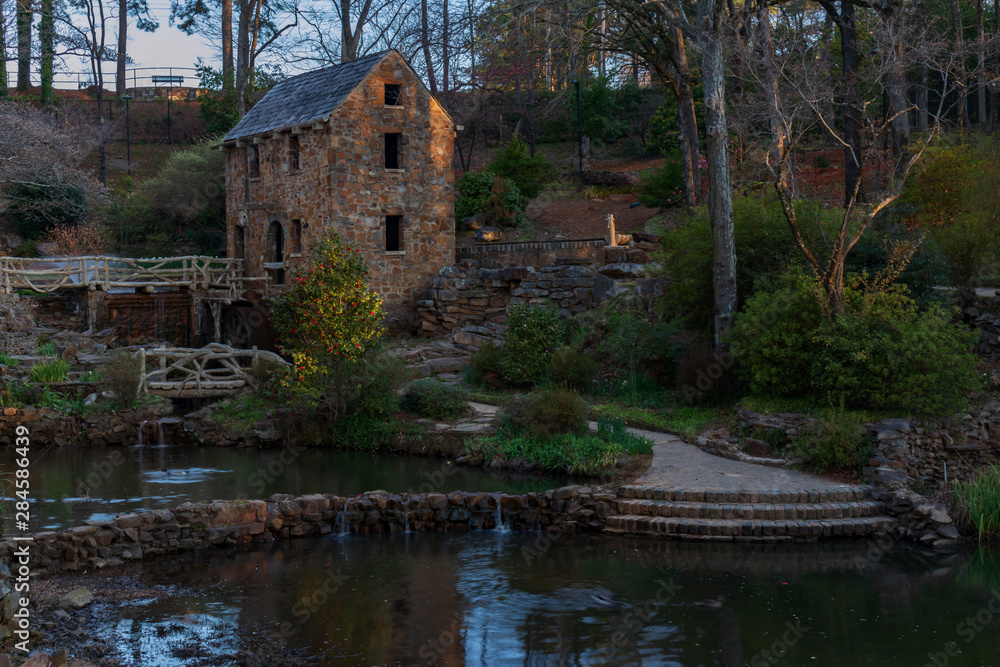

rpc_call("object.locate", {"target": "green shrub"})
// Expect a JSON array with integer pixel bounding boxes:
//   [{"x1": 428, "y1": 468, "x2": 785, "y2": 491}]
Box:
[
  {"x1": 637, "y1": 158, "x2": 685, "y2": 208},
  {"x1": 100, "y1": 350, "x2": 143, "y2": 407},
  {"x1": 844, "y1": 218, "x2": 950, "y2": 308},
  {"x1": 0, "y1": 378, "x2": 28, "y2": 408},
  {"x1": 0, "y1": 353, "x2": 21, "y2": 366},
  {"x1": 455, "y1": 171, "x2": 528, "y2": 226},
  {"x1": 794, "y1": 408, "x2": 872, "y2": 472},
  {"x1": 401, "y1": 378, "x2": 470, "y2": 420},
  {"x1": 811, "y1": 294, "x2": 979, "y2": 415},
  {"x1": 36, "y1": 342, "x2": 56, "y2": 356},
  {"x1": 731, "y1": 271, "x2": 823, "y2": 397},
  {"x1": 485, "y1": 137, "x2": 553, "y2": 201},
  {"x1": 900, "y1": 139, "x2": 1000, "y2": 296},
  {"x1": 7, "y1": 175, "x2": 88, "y2": 239},
  {"x1": 465, "y1": 342, "x2": 502, "y2": 386},
  {"x1": 30, "y1": 358, "x2": 70, "y2": 383},
  {"x1": 548, "y1": 347, "x2": 599, "y2": 391},
  {"x1": 504, "y1": 387, "x2": 588, "y2": 436},
  {"x1": 342, "y1": 351, "x2": 412, "y2": 417},
  {"x1": 734, "y1": 271, "x2": 980, "y2": 415},
  {"x1": 813, "y1": 154, "x2": 831, "y2": 168},
  {"x1": 499, "y1": 303, "x2": 569, "y2": 385},
  {"x1": 954, "y1": 467, "x2": 1000, "y2": 541},
  {"x1": 656, "y1": 193, "x2": 832, "y2": 333}
]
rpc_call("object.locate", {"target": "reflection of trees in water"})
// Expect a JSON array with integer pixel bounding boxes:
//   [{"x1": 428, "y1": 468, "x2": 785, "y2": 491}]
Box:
[{"x1": 128, "y1": 533, "x2": 1000, "y2": 666}]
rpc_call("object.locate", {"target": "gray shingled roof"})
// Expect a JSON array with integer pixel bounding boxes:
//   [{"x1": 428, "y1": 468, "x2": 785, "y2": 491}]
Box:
[{"x1": 223, "y1": 50, "x2": 390, "y2": 142}]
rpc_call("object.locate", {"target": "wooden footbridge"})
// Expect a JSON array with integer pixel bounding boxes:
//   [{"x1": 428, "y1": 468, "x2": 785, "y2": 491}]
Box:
[
  {"x1": 139, "y1": 343, "x2": 290, "y2": 398},
  {"x1": 0, "y1": 255, "x2": 247, "y2": 294}
]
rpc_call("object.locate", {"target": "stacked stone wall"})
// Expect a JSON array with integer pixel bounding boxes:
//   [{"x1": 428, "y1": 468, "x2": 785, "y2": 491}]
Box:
[
  {"x1": 416, "y1": 259, "x2": 598, "y2": 339},
  {"x1": 0, "y1": 486, "x2": 613, "y2": 576}
]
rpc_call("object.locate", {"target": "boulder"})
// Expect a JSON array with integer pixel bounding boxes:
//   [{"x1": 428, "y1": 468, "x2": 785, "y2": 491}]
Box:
[
  {"x1": 475, "y1": 227, "x2": 503, "y2": 242},
  {"x1": 598, "y1": 263, "x2": 644, "y2": 279},
  {"x1": 59, "y1": 587, "x2": 93, "y2": 609},
  {"x1": 462, "y1": 213, "x2": 486, "y2": 230},
  {"x1": 631, "y1": 230, "x2": 662, "y2": 244},
  {"x1": 742, "y1": 437, "x2": 772, "y2": 457}
]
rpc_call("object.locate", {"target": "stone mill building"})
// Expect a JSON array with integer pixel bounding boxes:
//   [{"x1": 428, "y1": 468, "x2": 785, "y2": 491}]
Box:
[{"x1": 220, "y1": 49, "x2": 459, "y2": 308}]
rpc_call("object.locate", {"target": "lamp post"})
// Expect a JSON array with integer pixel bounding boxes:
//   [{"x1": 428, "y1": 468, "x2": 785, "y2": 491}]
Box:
[
  {"x1": 123, "y1": 94, "x2": 132, "y2": 176},
  {"x1": 575, "y1": 80, "x2": 583, "y2": 174}
]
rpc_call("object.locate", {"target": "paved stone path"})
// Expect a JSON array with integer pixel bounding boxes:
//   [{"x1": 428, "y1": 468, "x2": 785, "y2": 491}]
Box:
[
  {"x1": 468, "y1": 403, "x2": 854, "y2": 492},
  {"x1": 626, "y1": 427, "x2": 856, "y2": 492}
]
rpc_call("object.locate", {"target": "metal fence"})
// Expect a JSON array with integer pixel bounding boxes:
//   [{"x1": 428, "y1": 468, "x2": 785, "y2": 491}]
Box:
[{"x1": 4, "y1": 67, "x2": 202, "y2": 91}]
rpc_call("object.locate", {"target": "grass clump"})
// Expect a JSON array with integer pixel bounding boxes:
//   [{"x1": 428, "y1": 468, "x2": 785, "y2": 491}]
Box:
[
  {"x1": 548, "y1": 347, "x2": 599, "y2": 392},
  {"x1": 505, "y1": 387, "x2": 588, "y2": 437},
  {"x1": 99, "y1": 350, "x2": 144, "y2": 407},
  {"x1": 401, "y1": 379, "x2": 470, "y2": 420},
  {"x1": 954, "y1": 467, "x2": 1000, "y2": 541},
  {"x1": 29, "y1": 358, "x2": 70, "y2": 383},
  {"x1": 0, "y1": 353, "x2": 20, "y2": 366},
  {"x1": 793, "y1": 408, "x2": 873, "y2": 472},
  {"x1": 36, "y1": 342, "x2": 56, "y2": 356}
]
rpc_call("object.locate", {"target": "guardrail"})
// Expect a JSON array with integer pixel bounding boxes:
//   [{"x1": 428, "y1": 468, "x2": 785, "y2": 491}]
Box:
[
  {"x1": 140, "y1": 343, "x2": 290, "y2": 398},
  {"x1": 0, "y1": 256, "x2": 244, "y2": 294}
]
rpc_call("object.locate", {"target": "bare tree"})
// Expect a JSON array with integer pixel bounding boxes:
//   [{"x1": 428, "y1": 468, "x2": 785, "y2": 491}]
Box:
[
  {"x1": 743, "y1": 6, "x2": 941, "y2": 318},
  {"x1": 1, "y1": 0, "x2": 10, "y2": 97}
]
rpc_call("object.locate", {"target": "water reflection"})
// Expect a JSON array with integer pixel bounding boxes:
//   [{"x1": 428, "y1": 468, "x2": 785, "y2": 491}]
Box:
[
  {"x1": 0, "y1": 445, "x2": 568, "y2": 532},
  {"x1": 89, "y1": 534, "x2": 1000, "y2": 666}
]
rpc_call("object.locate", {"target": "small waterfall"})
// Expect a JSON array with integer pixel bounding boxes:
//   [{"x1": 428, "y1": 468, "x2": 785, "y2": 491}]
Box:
[
  {"x1": 157, "y1": 420, "x2": 166, "y2": 446},
  {"x1": 137, "y1": 420, "x2": 148, "y2": 446},
  {"x1": 493, "y1": 493, "x2": 509, "y2": 532}
]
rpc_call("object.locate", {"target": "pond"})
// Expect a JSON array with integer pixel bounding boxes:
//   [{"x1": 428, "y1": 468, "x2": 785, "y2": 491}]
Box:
[
  {"x1": 84, "y1": 532, "x2": 1000, "y2": 666},
  {"x1": 0, "y1": 444, "x2": 569, "y2": 532}
]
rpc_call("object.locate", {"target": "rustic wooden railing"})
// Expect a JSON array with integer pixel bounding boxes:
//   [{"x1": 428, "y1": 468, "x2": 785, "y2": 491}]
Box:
[
  {"x1": 0, "y1": 256, "x2": 245, "y2": 294},
  {"x1": 139, "y1": 343, "x2": 290, "y2": 398}
]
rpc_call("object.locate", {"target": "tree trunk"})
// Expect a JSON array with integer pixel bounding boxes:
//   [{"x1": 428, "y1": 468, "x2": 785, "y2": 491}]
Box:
[
  {"x1": 16, "y1": 0, "x2": 30, "y2": 91},
  {"x1": 977, "y1": 0, "x2": 986, "y2": 124},
  {"x1": 673, "y1": 26, "x2": 701, "y2": 203},
  {"x1": 236, "y1": 0, "x2": 251, "y2": 115},
  {"x1": 837, "y1": 0, "x2": 863, "y2": 207},
  {"x1": 421, "y1": 0, "x2": 437, "y2": 92},
  {"x1": 760, "y1": 7, "x2": 789, "y2": 191},
  {"x1": 0, "y1": 0, "x2": 7, "y2": 98},
  {"x1": 341, "y1": 0, "x2": 357, "y2": 61},
  {"x1": 442, "y1": 0, "x2": 449, "y2": 93},
  {"x1": 916, "y1": 0, "x2": 929, "y2": 133},
  {"x1": 116, "y1": 0, "x2": 126, "y2": 96},
  {"x1": 222, "y1": 0, "x2": 234, "y2": 88},
  {"x1": 698, "y1": 0, "x2": 737, "y2": 353},
  {"x1": 952, "y1": 0, "x2": 967, "y2": 130},
  {"x1": 40, "y1": 0, "x2": 54, "y2": 104},
  {"x1": 878, "y1": 1, "x2": 909, "y2": 160}
]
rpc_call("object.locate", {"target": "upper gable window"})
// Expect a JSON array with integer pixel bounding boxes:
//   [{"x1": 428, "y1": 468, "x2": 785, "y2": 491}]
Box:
[
  {"x1": 248, "y1": 144, "x2": 260, "y2": 178},
  {"x1": 384, "y1": 84, "x2": 402, "y2": 106},
  {"x1": 288, "y1": 135, "x2": 300, "y2": 171}
]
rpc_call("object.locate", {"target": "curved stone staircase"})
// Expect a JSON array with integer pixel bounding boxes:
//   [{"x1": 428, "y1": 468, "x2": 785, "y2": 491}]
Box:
[{"x1": 605, "y1": 484, "x2": 896, "y2": 542}]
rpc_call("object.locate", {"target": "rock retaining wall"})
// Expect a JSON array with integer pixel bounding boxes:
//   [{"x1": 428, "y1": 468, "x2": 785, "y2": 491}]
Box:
[
  {"x1": 969, "y1": 292, "x2": 1000, "y2": 361},
  {"x1": 417, "y1": 259, "x2": 599, "y2": 339},
  {"x1": 731, "y1": 404, "x2": 1000, "y2": 491},
  {"x1": 0, "y1": 486, "x2": 613, "y2": 576}
]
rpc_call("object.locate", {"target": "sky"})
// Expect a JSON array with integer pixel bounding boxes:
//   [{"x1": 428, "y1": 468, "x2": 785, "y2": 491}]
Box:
[{"x1": 50, "y1": 6, "x2": 219, "y2": 89}]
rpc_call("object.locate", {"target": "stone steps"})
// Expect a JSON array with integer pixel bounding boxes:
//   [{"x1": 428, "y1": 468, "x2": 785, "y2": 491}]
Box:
[
  {"x1": 604, "y1": 515, "x2": 896, "y2": 541},
  {"x1": 617, "y1": 484, "x2": 871, "y2": 504},
  {"x1": 609, "y1": 484, "x2": 894, "y2": 542},
  {"x1": 617, "y1": 499, "x2": 885, "y2": 521}
]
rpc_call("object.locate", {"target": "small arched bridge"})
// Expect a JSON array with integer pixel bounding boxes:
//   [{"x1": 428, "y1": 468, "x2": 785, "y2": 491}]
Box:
[{"x1": 140, "y1": 343, "x2": 290, "y2": 398}]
